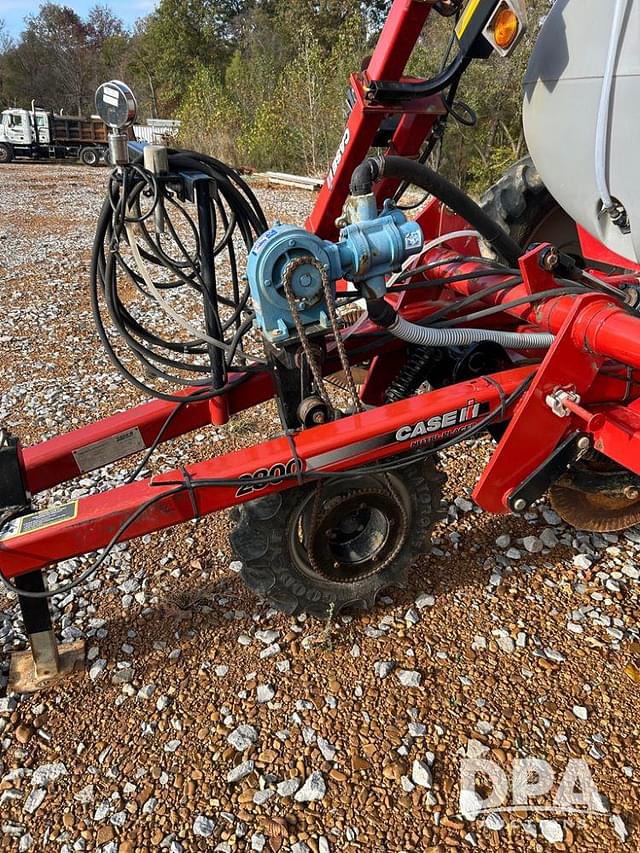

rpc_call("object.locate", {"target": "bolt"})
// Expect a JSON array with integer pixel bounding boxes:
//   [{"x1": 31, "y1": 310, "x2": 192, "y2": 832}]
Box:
[
  {"x1": 312, "y1": 411, "x2": 326, "y2": 425},
  {"x1": 513, "y1": 498, "x2": 527, "y2": 512},
  {"x1": 624, "y1": 486, "x2": 640, "y2": 501},
  {"x1": 577, "y1": 436, "x2": 591, "y2": 452},
  {"x1": 539, "y1": 246, "x2": 559, "y2": 271}
]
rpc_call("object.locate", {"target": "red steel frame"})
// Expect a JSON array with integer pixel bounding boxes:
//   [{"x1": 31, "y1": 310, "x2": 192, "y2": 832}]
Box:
[{"x1": 3, "y1": 0, "x2": 640, "y2": 585}]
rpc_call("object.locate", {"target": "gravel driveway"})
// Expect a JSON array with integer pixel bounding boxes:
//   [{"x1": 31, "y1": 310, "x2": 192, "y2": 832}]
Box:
[{"x1": 0, "y1": 163, "x2": 638, "y2": 852}]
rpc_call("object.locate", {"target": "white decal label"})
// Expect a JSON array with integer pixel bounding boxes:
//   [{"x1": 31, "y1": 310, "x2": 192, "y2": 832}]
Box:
[
  {"x1": 0, "y1": 502, "x2": 78, "y2": 541},
  {"x1": 327, "y1": 128, "x2": 351, "y2": 189},
  {"x1": 72, "y1": 427, "x2": 146, "y2": 474}
]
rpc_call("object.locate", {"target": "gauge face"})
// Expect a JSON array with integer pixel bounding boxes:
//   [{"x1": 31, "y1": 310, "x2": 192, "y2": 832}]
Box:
[{"x1": 95, "y1": 80, "x2": 137, "y2": 130}]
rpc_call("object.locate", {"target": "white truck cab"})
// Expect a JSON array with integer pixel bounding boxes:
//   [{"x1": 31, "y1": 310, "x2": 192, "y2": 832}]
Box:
[{"x1": 0, "y1": 109, "x2": 52, "y2": 146}]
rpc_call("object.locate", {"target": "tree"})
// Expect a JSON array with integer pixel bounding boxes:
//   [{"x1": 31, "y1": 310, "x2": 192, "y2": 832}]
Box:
[
  {"x1": 408, "y1": 0, "x2": 555, "y2": 192},
  {"x1": 21, "y1": 5, "x2": 94, "y2": 113},
  {"x1": 0, "y1": 19, "x2": 10, "y2": 52},
  {"x1": 0, "y1": 19, "x2": 14, "y2": 109},
  {"x1": 1, "y1": 4, "x2": 129, "y2": 115},
  {"x1": 136, "y1": 0, "x2": 250, "y2": 110}
]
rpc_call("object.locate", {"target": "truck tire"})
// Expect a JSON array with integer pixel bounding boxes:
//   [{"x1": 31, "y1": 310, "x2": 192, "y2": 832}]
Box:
[
  {"x1": 0, "y1": 144, "x2": 13, "y2": 164},
  {"x1": 80, "y1": 147, "x2": 100, "y2": 167},
  {"x1": 229, "y1": 460, "x2": 446, "y2": 618},
  {"x1": 480, "y1": 156, "x2": 581, "y2": 255}
]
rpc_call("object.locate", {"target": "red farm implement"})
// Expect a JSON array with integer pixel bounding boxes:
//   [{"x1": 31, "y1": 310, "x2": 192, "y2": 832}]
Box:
[{"x1": 3, "y1": 0, "x2": 640, "y2": 691}]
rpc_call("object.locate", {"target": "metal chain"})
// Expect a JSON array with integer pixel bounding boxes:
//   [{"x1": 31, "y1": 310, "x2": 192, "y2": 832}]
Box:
[
  {"x1": 280, "y1": 257, "x2": 333, "y2": 412},
  {"x1": 319, "y1": 268, "x2": 365, "y2": 414},
  {"x1": 280, "y1": 255, "x2": 367, "y2": 578},
  {"x1": 281, "y1": 255, "x2": 364, "y2": 415}
]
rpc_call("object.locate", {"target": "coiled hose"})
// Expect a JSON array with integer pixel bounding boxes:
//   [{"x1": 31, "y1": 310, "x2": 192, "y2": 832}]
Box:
[{"x1": 90, "y1": 149, "x2": 268, "y2": 402}]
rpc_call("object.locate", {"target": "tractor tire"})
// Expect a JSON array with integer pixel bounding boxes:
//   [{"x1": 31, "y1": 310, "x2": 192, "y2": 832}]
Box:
[
  {"x1": 80, "y1": 147, "x2": 100, "y2": 167},
  {"x1": 480, "y1": 156, "x2": 581, "y2": 255},
  {"x1": 229, "y1": 459, "x2": 446, "y2": 618},
  {"x1": 0, "y1": 143, "x2": 14, "y2": 164}
]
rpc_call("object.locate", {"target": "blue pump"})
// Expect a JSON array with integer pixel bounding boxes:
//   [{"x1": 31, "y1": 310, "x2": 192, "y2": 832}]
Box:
[{"x1": 246, "y1": 200, "x2": 423, "y2": 344}]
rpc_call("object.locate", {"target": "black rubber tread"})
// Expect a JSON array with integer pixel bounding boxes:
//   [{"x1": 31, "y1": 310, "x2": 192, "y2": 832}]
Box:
[
  {"x1": 80, "y1": 147, "x2": 100, "y2": 167},
  {"x1": 0, "y1": 143, "x2": 14, "y2": 164},
  {"x1": 479, "y1": 156, "x2": 551, "y2": 248},
  {"x1": 229, "y1": 459, "x2": 446, "y2": 618}
]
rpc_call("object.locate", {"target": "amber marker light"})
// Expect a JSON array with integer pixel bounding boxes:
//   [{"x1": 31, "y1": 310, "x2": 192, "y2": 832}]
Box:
[{"x1": 493, "y1": 7, "x2": 520, "y2": 49}]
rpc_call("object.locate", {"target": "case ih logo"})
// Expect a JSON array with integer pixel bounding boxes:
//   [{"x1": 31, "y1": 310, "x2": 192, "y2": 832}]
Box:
[{"x1": 395, "y1": 399, "x2": 489, "y2": 444}]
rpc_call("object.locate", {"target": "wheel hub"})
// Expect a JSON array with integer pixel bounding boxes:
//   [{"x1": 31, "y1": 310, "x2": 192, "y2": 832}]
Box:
[{"x1": 306, "y1": 486, "x2": 409, "y2": 582}]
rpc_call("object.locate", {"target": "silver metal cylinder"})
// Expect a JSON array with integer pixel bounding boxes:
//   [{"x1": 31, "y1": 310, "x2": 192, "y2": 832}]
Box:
[{"x1": 108, "y1": 132, "x2": 129, "y2": 166}]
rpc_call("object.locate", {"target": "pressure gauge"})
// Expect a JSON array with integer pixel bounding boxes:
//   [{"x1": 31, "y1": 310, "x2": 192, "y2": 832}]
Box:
[{"x1": 95, "y1": 80, "x2": 137, "y2": 131}]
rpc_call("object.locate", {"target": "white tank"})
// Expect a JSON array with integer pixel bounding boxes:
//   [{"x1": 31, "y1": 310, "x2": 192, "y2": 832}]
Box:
[{"x1": 523, "y1": 0, "x2": 640, "y2": 263}]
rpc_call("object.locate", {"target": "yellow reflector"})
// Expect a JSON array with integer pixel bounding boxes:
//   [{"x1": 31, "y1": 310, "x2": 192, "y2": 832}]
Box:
[{"x1": 493, "y1": 8, "x2": 520, "y2": 48}]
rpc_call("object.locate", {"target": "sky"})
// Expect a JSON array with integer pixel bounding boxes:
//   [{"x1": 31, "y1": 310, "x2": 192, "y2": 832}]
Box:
[{"x1": 1, "y1": 0, "x2": 158, "y2": 37}]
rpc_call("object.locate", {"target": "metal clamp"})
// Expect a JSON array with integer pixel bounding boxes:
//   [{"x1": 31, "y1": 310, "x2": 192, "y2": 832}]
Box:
[{"x1": 545, "y1": 388, "x2": 581, "y2": 418}]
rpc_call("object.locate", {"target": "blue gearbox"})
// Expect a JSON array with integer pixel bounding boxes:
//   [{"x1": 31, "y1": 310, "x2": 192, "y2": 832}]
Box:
[{"x1": 246, "y1": 201, "x2": 424, "y2": 344}]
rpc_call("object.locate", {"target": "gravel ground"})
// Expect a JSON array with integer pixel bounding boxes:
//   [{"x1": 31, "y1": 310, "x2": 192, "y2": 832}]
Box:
[{"x1": 0, "y1": 163, "x2": 639, "y2": 852}]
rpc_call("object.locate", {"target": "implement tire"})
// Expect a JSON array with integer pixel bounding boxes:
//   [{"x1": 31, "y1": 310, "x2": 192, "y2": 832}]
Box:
[
  {"x1": 480, "y1": 156, "x2": 581, "y2": 255},
  {"x1": 229, "y1": 459, "x2": 446, "y2": 618}
]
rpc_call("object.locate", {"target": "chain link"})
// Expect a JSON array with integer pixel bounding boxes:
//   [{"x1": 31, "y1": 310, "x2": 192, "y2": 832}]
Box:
[
  {"x1": 280, "y1": 255, "x2": 363, "y2": 415},
  {"x1": 280, "y1": 255, "x2": 366, "y2": 572},
  {"x1": 280, "y1": 256, "x2": 333, "y2": 413},
  {"x1": 319, "y1": 265, "x2": 365, "y2": 414}
]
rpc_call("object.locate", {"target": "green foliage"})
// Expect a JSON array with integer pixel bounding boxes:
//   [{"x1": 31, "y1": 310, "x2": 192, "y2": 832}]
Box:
[
  {"x1": 0, "y1": 0, "x2": 554, "y2": 193},
  {"x1": 244, "y1": 97, "x2": 301, "y2": 171},
  {"x1": 176, "y1": 4, "x2": 367, "y2": 175},
  {"x1": 176, "y1": 64, "x2": 245, "y2": 165},
  {"x1": 406, "y1": 0, "x2": 552, "y2": 194}
]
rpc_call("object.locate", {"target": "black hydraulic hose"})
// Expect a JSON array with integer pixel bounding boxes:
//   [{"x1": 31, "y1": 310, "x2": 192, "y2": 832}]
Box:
[
  {"x1": 350, "y1": 155, "x2": 523, "y2": 266},
  {"x1": 368, "y1": 51, "x2": 470, "y2": 103},
  {"x1": 91, "y1": 149, "x2": 268, "y2": 401}
]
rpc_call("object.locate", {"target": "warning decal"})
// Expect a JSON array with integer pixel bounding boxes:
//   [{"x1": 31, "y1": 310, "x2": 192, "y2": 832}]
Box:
[{"x1": 0, "y1": 502, "x2": 78, "y2": 541}]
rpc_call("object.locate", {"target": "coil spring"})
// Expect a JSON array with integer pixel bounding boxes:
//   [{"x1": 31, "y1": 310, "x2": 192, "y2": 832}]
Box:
[{"x1": 384, "y1": 347, "x2": 432, "y2": 404}]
